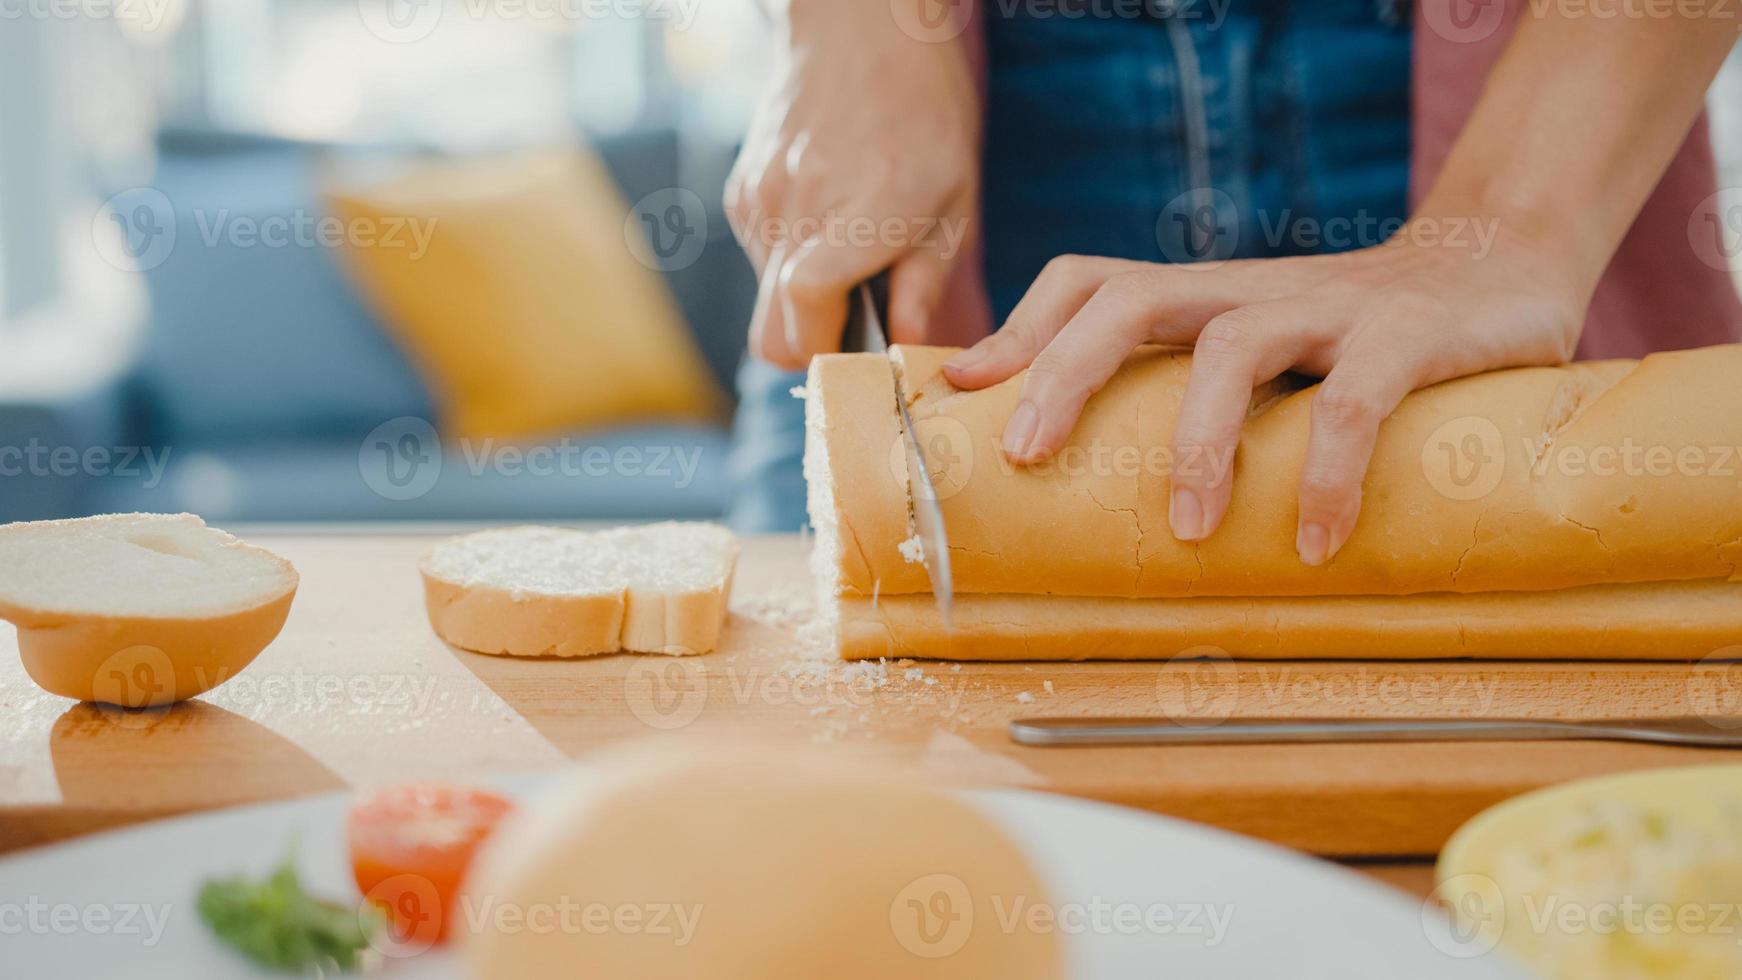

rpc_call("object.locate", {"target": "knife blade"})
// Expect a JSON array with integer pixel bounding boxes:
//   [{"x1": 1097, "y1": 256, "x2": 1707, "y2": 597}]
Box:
[
  {"x1": 1007, "y1": 716, "x2": 1742, "y2": 748},
  {"x1": 842, "y1": 275, "x2": 955, "y2": 627}
]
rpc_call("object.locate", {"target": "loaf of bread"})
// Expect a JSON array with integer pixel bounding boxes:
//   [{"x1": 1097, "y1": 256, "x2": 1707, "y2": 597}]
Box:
[{"x1": 804, "y1": 344, "x2": 1742, "y2": 660}]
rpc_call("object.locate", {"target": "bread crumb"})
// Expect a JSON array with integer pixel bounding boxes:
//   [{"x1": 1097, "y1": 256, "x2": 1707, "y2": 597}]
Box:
[
  {"x1": 810, "y1": 719, "x2": 850, "y2": 743},
  {"x1": 903, "y1": 667, "x2": 924, "y2": 682},
  {"x1": 732, "y1": 584, "x2": 816, "y2": 631},
  {"x1": 1015, "y1": 691, "x2": 1035, "y2": 704},
  {"x1": 788, "y1": 385, "x2": 810, "y2": 399},
  {"x1": 1043, "y1": 680, "x2": 1055, "y2": 695},
  {"x1": 950, "y1": 663, "x2": 962, "y2": 673},
  {"x1": 923, "y1": 676, "x2": 938, "y2": 686},
  {"x1": 897, "y1": 533, "x2": 925, "y2": 564}
]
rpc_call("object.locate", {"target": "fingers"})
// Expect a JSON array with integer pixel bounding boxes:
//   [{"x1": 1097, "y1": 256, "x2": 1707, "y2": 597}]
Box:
[
  {"x1": 748, "y1": 241, "x2": 797, "y2": 367},
  {"x1": 774, "y1": 236, "x2": 906, "y2": 365},
  {"x1": 886, "y1": 244, "x2": 955, "y2": 346},
  {"x1": 1000, "y1": 269, "x2": 1180, "y2": 462},
  {"x1": 730, "y1": 152, "x2": 798, "y2": 367},
  {"x1": 1293, "y1": 332, "x2": 1427, "y2": 567},
  {"x1": 942, "y1": 255, "x2": 1131, "y2": 391},
  {"x1": 724, "y1": 157, "x2": 783, "y2": 275},
  {"x1": 747, "y1": 226, "x2": 959, "y2": 367},
  {"x1": 943, "y1": 254, "x2": 1291, "y2": 391},
  {"x1": 1168, "y1": 300, "x2": 1327, "y2": 544}
]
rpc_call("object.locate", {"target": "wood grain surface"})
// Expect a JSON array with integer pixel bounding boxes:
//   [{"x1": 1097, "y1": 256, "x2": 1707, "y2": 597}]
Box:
[{"x1": 3, "y1": 531, "x2": 1739, "y2": 860}]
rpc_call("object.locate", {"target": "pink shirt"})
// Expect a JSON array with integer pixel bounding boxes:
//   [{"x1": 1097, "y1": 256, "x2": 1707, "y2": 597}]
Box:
[{"x1": 1412, "y1": 0, "x2": 1742, "y2": 359}]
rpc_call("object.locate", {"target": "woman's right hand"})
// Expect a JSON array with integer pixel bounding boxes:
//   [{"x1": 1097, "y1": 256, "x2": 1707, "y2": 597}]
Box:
[{"x1": 726, "y1": 0, "x2": 988, "y2": 369}]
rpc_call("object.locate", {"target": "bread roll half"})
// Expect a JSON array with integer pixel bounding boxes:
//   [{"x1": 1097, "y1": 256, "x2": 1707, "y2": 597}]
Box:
[
  {"x1": 461, "y1": 743, "x2": 1063, "y2": 980},
  {"x1": 0, "y1": 514, "x2": 298, "y2": 705}
]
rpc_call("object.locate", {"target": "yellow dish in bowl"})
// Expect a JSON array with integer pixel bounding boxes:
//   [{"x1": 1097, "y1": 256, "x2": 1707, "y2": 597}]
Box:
[{"x1": 1437, "y1": 764, "x2": 1742, "y2": 979}]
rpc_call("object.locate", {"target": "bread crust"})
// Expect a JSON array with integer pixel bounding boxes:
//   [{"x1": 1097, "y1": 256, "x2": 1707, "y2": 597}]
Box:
[
  {"x1": 0, "y1": 514, "x2": 298, "y2": 706},
  {"x1": 621, "y1": 567, "x2": 736, "y2": 656},
  {"x1": 420, "y1": 570, "x2": 737, "y2": 658},
  {"x1": 421, "y1": 573, "x2": 625, "y2": 658},
  {"x1": 417, "y1": 526, "x2": 738, "y2": 658},
  {"x1": 5, "y1": 589, "x2": 296, "y2": 706},
  {"x1": 837, "y1": 580, "x2": 1742, "y2": 661},
  {"x1": 814, "y1": 344, "x2": 1742, "y2": 600}
]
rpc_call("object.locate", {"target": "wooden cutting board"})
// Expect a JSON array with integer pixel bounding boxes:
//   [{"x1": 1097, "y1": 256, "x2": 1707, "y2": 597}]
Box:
[{"x1": 3, "y1": 531, "x2": 1739, "y2": 858}]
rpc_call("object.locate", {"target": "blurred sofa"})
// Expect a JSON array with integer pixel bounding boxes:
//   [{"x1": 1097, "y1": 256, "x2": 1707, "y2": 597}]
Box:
[{"x1": 0, "y1": 129, "x2": 757, "y2": 523}]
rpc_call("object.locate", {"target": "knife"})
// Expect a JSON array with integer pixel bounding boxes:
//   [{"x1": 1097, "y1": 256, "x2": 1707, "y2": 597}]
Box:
[
  {"x1": 1008, "y1": 716, "x2": 1742, "y2": 748},
  {"x1": 841, "y1": 273, "x2": 955, "y2": 627}
]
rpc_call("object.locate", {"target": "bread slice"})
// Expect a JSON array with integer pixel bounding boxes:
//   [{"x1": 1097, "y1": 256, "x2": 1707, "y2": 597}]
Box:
[
  {"x1": 420, "y1": 522, "x2": 738, "y2": 658},
  {"x1": 0, "y1": 513, "x2": 299, "y2": 706}
]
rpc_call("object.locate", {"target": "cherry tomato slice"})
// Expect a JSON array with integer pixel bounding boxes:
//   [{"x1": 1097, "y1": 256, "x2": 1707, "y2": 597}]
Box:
[{"x1": 348, "y1": 782, "x2": 513, "y2": 951}]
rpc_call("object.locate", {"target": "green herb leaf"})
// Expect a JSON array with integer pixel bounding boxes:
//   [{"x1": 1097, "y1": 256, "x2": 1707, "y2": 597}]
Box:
[{"x1": 198, "y1": 854, "x2": 378, "y2": 972}]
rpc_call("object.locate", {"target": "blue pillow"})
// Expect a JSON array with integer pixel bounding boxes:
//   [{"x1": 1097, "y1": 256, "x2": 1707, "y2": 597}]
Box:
[{"x1": 132, "y1": 145, "x2": 433, "y2": 445}]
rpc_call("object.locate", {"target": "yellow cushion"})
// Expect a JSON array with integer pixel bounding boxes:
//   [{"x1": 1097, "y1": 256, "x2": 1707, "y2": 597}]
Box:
[{"x1": 326, "y1": 150, "x2": 723, "y2": 441}]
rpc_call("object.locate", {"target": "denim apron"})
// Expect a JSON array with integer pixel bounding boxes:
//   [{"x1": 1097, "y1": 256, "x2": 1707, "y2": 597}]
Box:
[{"x1": 728, "y1": 0, "x2": 1412, "y2": 532}]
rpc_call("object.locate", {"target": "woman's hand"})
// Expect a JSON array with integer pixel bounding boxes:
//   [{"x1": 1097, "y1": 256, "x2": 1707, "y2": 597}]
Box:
[
  {"x1": 726, "y1": 0, "x2": 986, "y2": 369},
  {"x1": 945, "y1": 0, "x2": 1738, "y2": 567},
  {"x1": 942, "y1": 223, "x2": 1589, "y2": 566}
]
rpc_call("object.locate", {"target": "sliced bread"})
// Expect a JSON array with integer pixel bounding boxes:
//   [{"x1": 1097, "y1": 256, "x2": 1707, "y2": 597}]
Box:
[
  {"x1": 420, "y1": 522, "x2": 737, "y2": 658},
  {"x1": 0, "y1": 513, "x2": 299, "y2": 705}
]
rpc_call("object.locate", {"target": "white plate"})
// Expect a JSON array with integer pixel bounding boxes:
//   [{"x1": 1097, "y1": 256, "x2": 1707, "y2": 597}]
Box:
[{"x1": 1, "y1": 776, "x2": 1527, "y2": 979}]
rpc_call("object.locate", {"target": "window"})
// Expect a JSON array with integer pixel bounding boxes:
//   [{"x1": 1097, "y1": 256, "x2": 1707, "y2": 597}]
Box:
[{"x1": 151, "y1": 0, "x2": 771, "y2": 145}]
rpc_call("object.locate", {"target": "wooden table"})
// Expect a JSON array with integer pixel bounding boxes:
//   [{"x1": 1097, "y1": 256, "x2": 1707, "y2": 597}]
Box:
[{"x1": 5, "y1": 531, "x2": 1738, "y2": 893}]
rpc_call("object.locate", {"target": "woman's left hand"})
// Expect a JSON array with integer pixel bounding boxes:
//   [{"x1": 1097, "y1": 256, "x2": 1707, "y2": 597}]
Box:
[{"x1": 941, "y1": 221, "x2": 1590, "y2": 566}]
